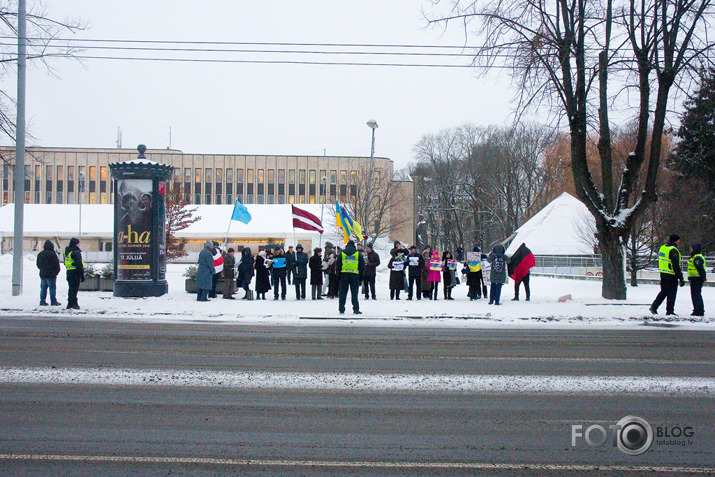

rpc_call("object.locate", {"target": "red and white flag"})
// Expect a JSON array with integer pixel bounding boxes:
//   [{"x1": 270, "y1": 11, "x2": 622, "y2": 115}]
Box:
[{"x1": 292, "y1": 205, "x2": 324, "y2": 234}]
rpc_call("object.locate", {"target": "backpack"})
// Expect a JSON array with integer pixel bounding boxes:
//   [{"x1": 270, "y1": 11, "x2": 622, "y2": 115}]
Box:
[{"x1": 492, "y1": 256, "x2": 505, "y2": 273}]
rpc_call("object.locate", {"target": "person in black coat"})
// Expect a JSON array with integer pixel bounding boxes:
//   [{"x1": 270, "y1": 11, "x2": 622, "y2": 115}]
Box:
[
  {"x1": 293, "y1": 244, "x2": 309, "y2": 300},
  {"x1": 387, "y1": 248, "x2": 408, "y2": 300},
  {"x1": 363, "y1": 244, "x2": 381, "y2": 300},
  {"x1": 64, "y1": 237, "x2": 84, "y2": 310},
  {"x1": 222, "y1": 248, "x2": 236, "y2": 299},
  {"x1": 254, "y1": 251, "x2": 272, "y2": 300},
  {"x1": 309, "y1": 247, "x2": 324, "y2": 300},
  {"x1": 37, "y1": 240, "x2": 61, "y2": 306},
  {"x1": 406, "y1": 245, "x2": 425, "y2": 301},
  {"x1": 236, "y1": 247, "x2": 255, "y2": 299}
]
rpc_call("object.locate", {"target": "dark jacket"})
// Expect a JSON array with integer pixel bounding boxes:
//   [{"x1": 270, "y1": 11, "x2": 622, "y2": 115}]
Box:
[
  {"x1": 364, "y1": 250, "x2": 381, "y2": 281},
  {"x1": 285, "y1": 250, "x2": 296, "y2": 270},
  {"x1": 64, "y1": 243, "x2": 84, "y2": 281},
  {"x1": 309, "y1": 253, "x2": 323, "y2": 285},
  {"x1": 293, "y1": 250, "x2": 309, "y2": 279},
  {"x1": 407, "y1": 251, "x2": 425, "y2": 278},
  {"x1": 196, "y1": 247, "x2": 214, "y2": 290},
  {"x1": 37, "y1": 240, "x2": 60, "y2": 279},
  {"x1": 388, "y1": 252, "x2": 407, "y2": 290},
  {"x1": 237, "y1": 248, "x2": 255, "y2": 286},
  {"x1": 337, "y1": 242, "x2": 366, "y2": 281},
  {"x1": 223, "y1": 253, "x2": 236, "y2": 281},
  {"x1": 487, "y1": 244, "x2": 510, "y2": 284},
  {"x1": 255, "y1": 255, "x2": 272, "y2": 293}
]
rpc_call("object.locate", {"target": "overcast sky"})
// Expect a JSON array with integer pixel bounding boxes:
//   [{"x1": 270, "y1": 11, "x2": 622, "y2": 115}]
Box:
[{"x1": 7, "y1": 1, "x2": 533, "y2": 170}]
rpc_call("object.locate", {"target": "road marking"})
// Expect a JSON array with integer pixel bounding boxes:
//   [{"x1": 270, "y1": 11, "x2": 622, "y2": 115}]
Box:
[
  {"x1": 0, "y1": 367, "x2": 712, "y2": 395},
  {"x1": 0, "y1": 454, "x2": 712, "y2": 473}
]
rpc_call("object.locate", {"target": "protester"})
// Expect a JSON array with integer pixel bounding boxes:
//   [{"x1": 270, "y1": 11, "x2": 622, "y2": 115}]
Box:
[
  {"x1": 337, "y1": 240, "x2": 365, "y2": 314},
  {"x1": 196, "y1": 239, "x2": 215, "y2": 302},
  {"x1": 237, "y1": 247, "x2": 255, "y2": 299},
  {"x1": 388, "y1": 247, "x2": 408, "y2": 300},
  {"x1": 285, "y1": 245, "x2": 295, "y2": 285},
  {"x1": 687, "y1": 243, "x2": 706, "y2": 317},
  {"x1": 390, "y1": 241, "x2": 402, "y2": 258},
  {"x1": 293, "y1": 244, "x2": 309, "y2": 300},
  {"x1": 326, "y1": 251, "x2": 339, "y2": 299},
  {"x1": 37, "y1": 240, "x2": 61, "y2": 306},
  {"x1": 650, "y1": 234, "x2": 684, "y2": 316},
  {"x1": 222, "y1": 248, "x2": 236, "y2": 299},
  {"x1": 363, "y1": 243, "x2": 380, "y2": 300},
  {"x1": 63, "y1": 237, "x2": 84, "y2": 310},
  {"x1": 421, "y1": 249, "x2": 432, "y2": 299},
  {"x1": 271, "y1": 247, "x2": 288, "y2": 300},
  {"x1": 255, "y1": 250, "x2": 272, "y2": 300},
  {"x1": 427, "y1": 250, "x2": 443, "y2": 300},
  {"x1": 407, "y1": 245, "x2": 425, "y2": 301},
  {"x1": 209, "y1": 241, "x2": 223, "y2": 299},
  {"x1": 487, "y1": 244, "x2": 510, "y2": 305},
  {"x1": 442, "y1": 251, "x2": 457, "y2": 300},
  {"x1": 465, "y1": 246, "x2": 485, "y2": 301},
  {"x1": 309, "y1": 247, "x2": 324, "y2": 300}
]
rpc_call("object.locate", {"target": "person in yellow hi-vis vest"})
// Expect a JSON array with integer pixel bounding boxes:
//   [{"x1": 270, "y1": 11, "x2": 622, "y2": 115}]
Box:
[
  {"x1": 63, "y1": 238, "x2": 85, "y2": 310},
  {"x1": 687, "y1": 242, "x2": 707, "y2": 317},
  {"x1": 336, "y1": 240, "x2": 365, "y2": 315},
  {"x1": 650, "y1": 234, "x2": 684, "y2": 316}
]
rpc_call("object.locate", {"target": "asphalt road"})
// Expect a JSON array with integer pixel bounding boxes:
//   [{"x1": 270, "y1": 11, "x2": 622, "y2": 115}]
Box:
[{"x1": 0, "y1": 316, "x2": 712, "y2": 476}]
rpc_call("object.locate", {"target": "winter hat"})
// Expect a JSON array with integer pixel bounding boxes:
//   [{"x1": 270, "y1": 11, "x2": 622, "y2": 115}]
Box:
[
  {"x1": 346, "y1": 240, "x2": 355, "y2": 248},
  {"x1": 43, "y1": 240, "x2": 54, "y2": 250},
  {"x1": 432, "y1": 250, "x2": 440, "y2": 258},
  {"x1": 692, "y1": 243, "x2": 702, "y2": 254},
  {"x1": 473, "y1": 246, "x2": 481, "y2": 253},
  {"x1": 69, "y1": 238, "x2": 80, "y2": 247},
  {"x1": 669, "y1": 234, "x2": 681, "y2": 243},
  {"x1": 394, "y1": 241, "x2": 401, "y2": 247},
  {"x1": 205, "y1": 239, "x2": 213, "y2": 248},
  {"x1": 228, "y1": 248, "x2": 235, "y2": 254},
  {"x1": 258, "y1": 250, "x2": 266, "y2": 257},
  {"x1": 410, "y1": 245, "x2": 416, "y2": 250},
  {"x1": 314, "y1": 247, "x2": 322, "y2": 254},
  {"x1": 296, "y1": 244, "x2": 303, "y2": 250}
]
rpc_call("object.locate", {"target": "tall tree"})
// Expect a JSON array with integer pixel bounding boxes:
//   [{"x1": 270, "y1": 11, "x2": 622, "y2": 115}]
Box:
[
  {"x1": 165, "y1": 184, "x2": 200, "y2": 261},
  {"x1": 428, "y1": 0, "x2": 714, "y2": 299}
]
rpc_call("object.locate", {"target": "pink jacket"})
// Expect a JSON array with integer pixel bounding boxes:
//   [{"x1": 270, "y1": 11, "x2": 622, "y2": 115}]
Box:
[{"x1": 427, "y1": 251, "x2": 443, "y2": 282}]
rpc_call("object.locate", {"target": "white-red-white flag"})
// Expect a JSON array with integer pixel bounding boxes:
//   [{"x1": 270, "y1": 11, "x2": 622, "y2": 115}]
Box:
[{"x1": 292, "y1": 205, "x2": 324, "y2": 234}]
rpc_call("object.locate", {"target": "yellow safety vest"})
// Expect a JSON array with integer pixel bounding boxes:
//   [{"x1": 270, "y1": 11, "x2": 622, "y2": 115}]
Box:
[
  {"x1": 658, "y1": 244, "x2": 680, "y2": 275},
  {"x1": 63, "y1": 250, "x2": 84, "y2": 271},
  {"x1": 341, "y1": 252, "x2": 359, "y2": 274},
  {"x1": 687, "y1": 254, "x2": 705, "y2": 278}
]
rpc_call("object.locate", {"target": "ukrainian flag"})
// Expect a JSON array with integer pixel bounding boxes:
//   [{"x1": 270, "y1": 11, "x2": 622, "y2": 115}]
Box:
[{"x1": 335, "y1": 201, "x2": 353, "y2": 243}]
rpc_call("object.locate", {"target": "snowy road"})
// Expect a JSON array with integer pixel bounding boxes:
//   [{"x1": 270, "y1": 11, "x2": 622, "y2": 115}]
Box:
[{"x1": 0, "y1": 317, "x2": 713, "y2": 475}]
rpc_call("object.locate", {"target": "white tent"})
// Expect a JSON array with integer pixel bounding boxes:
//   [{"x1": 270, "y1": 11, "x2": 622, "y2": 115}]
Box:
[{"x1": 506, "y1": 192, "x2": 596, "y2": 256}]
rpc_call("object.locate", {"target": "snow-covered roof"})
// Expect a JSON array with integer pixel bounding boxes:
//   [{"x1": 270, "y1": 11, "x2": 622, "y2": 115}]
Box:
[
  {"x1": 506, "y1": 192, "x2": 595, "y2": 256},
  {"x1": 0, "y1": 203, "x2": 338, "y2": 240}
]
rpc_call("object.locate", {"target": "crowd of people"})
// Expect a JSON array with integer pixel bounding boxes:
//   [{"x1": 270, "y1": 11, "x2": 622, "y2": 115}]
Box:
[{"x1": 195, "y1": 239, "x2": 535, "y2": 313}]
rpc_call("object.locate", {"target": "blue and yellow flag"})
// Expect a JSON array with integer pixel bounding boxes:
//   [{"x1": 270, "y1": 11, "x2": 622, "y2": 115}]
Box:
[{"x1": 335, "y1": 201, "x2": 352, "y2": 243}]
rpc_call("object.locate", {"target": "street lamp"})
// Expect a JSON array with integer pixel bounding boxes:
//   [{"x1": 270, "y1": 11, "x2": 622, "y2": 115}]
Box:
[
  {"x1": 364, "y1": 120, "x2": 378, "y2": 245},
  {"x1": 320, "y1": 175, "x2": 327, "y2": 248}
]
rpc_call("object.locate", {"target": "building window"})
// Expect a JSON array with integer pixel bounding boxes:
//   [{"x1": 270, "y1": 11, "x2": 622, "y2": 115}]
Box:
[
  {"x1": 194, "y1": 168, "x2": 201, "y2": 204},
  {"x1": 89, "y1": 192, "x2": 96, "y2": 204},
  {"x1": 319, "y1": 169, "x2": 326, "y2": 201},
  {"x1": 183, "y1": 168, "x2": 191, "y2": 202},
  {"x1": 226, "y1": 168, "x2": 233, "y2": 204},
  {"x1": 67, "y1": 191, "x2": 74, "y2": 203},
  {"x1": 205, "y1": 168, "x2": 212, "y2": 204},
  {"x1": 246, "y1": 169, "x2": 254, "y2": 204},
  {"x1": 288, "y1": 169, "x2": 296, "y2": 203},
  {"x1": 330, "y1": 170, "x2": 337, "y2": 198},
  {"x1": 78, "y1": 166, "x2": 85, "y2": 196},
  {"x1": 100, "y1": 192, "x2": 107, "y2": 204},
  {"x1": 215, "y1": 168, "x2": 222, "y2": 203},
  {"x1": 34, "y1": 165, "x2": 41, "y2": 203},
  {"x1": 340, "y1": 170, "x2": 347, "y2": 198},
  {"x1": 267, "y1": 169, "x2": 275, "y2": 204},
  {"x1": 45, "y1": 165, "x2": 53, "y2": 202},
  {"x1": 257, "y1": 169, "x2": 264, "y2": 204},
  {"x1": 299, "y1": 170, "x2": 306, "y2": 203},
  {"x1": 278, "y1": 169, "x2": 285, "y2": 204},
  {"x1": 56, "y1": 166, "x2": 63, "y2": 204},
  {"x1": 89, "y1": 166, "x2": 96, "y2": 193},
  {"x1": 100, "y1": 166, "x2": 107, "y2": 194},
  {"x1": 350, "y1": 170, "x2": 357, "y2": 197},
  {"x1": 45, "y1": 191, "x2": 52, "y2": 204},
  {"x1": 236, "y1": 169, "x2": 244, "y2": 202},
  {"x1": 309, "y1": 170, "x2": 316, "y2": 203}
]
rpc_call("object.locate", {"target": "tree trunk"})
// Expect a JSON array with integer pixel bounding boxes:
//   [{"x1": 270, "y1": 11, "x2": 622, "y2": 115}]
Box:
[
  {"x1": 630, "y1": 256, "x2": 638, "y2": 287},
  {"x1": 597, "y1": 226, "x2": 626, "y2": 299}
]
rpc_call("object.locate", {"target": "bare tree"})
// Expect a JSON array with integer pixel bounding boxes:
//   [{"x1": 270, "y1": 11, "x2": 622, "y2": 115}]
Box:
[{"x1": 165, "y1": 183, "x2": 200, "y2": 261}]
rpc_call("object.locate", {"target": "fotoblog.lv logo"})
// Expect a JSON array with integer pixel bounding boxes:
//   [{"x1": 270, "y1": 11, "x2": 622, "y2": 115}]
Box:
[{"x1": 571, "y1": 416, "x2": 653, "y2": 456}]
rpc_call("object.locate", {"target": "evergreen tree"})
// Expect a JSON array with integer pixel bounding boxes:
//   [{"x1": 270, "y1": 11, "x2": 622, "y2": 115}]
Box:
[{"x1": 675, "y1": 68, "x2": 715, "y2": 182}]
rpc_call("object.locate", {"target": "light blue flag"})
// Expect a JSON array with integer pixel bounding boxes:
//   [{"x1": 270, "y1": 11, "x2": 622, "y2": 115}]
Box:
[{"x1": 231, "y1": 199, "x2": 252, "y2": 224}]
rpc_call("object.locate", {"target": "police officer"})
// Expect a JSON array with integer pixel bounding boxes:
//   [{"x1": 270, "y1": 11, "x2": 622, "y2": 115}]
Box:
[
  {"x1": 64, "y1": 237, "x2": 85, "y2": 310},
  {"x1": 687, "y1": 243, "x2": 707, "y2": 317},
  {"x1": 650, "y1": 234, "x2": 684, "y2": 316},
  {"x1": 336, "y1": 240, "x2": 365, "y2": 315}
]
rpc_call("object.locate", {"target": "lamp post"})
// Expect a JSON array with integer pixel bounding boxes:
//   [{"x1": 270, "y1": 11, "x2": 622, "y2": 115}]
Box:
[
  {"x1": 78, "y1": 170, "x2": 85, "y2": 239},
  {"x1": 364, "y1": 120, "x2": 378, "y2": 245},
  {"x1": 320, "y1": 175, "x2": 327, "y2": 248}
]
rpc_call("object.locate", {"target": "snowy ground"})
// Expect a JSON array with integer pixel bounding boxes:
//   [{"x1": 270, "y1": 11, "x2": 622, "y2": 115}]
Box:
[{"x1": 1, "y1": 254, "x2": 712, "y2": 329}]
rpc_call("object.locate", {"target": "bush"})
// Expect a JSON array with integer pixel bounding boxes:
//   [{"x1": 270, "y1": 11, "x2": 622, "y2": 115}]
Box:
[
  {"x1": 183, "y1": 265, "x2": 197, "y2": 279},
  {"x1": 84, "y1": 263, "x2": 97, "y2": 278},
  {"x1": 100, "y1": 263, "x2": 113, "y2": 279}
]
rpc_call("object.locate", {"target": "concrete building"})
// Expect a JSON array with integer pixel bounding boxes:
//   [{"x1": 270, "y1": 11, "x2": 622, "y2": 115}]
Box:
[{"x1": 0, "y1": 146, "x2": 416, "y2": 245}]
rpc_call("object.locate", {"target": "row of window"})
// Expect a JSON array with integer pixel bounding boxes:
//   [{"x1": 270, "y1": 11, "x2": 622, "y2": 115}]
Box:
[{"x1": 1, "y1": 164, "x2": 110, "y2": 205}]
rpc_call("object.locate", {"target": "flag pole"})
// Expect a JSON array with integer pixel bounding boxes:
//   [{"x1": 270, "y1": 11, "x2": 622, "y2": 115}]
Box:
[{"x1": 225, "y1": 218, "x2": 232, "y2": 248}]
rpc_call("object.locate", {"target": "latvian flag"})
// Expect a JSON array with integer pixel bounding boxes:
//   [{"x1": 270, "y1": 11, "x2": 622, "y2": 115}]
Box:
[
  {"x1": 508, "y1": 243, "x2": 535, "y2": 283},
  {"x1": 292, "y1": 205, "x2": 324, "y2": 234}
]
